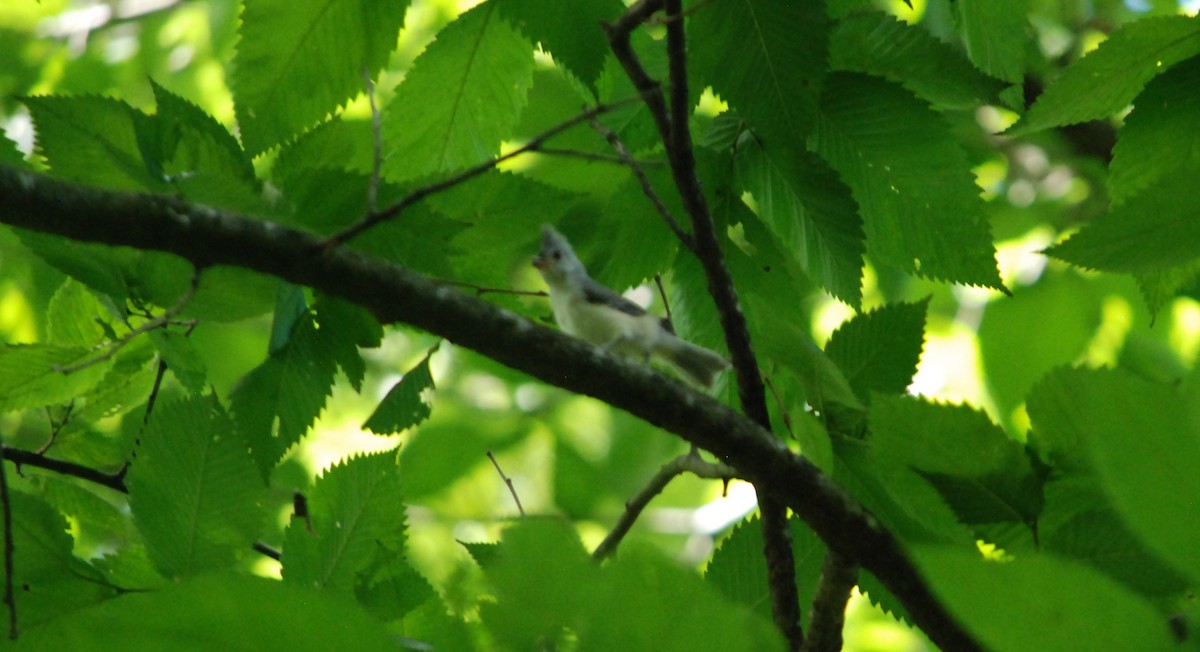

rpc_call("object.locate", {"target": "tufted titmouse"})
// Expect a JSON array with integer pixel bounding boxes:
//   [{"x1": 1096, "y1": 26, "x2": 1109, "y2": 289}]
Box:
[{"x1": 532, "y1": 225, "x2": 730, "y2": 388}]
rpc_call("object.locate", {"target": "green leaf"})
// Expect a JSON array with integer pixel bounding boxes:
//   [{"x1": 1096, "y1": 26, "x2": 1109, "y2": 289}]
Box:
[
  {"x1": 233, "y1": 0, "x2": 411, "y2": 154},
  {"x1": 0, "y1": 344, "x2": 113, "y2": 413},
  {"x1": 149, "y1": 329, "x2": 208, "y2": 394},
  {"x1": 1011, "y1": 15, "x2": 1200, "y2": 135},
  {"x1": 313, "y1": 295, "x2": 382, "y2": 392},
  {"x1": 127, "y1": 395, "x2": 265, "y2": 580},
  {"x1": 17, "y1": 231, "x2": 135, "y2": 301},
  {"x1": 735, "y1": 135, "x2": 865, "y2": 307},
  {"x1": 363, "y1": 346, "x2": 436, "y2": 435},
  {"x1": 831, "y1": 432, "x2": 974, "y2": 544},
  {"x1": 811, "y1": 73, "x2": 1003, "y2": 289},
  {"x1": 46, "y1": 278, "x2": 108, "y2": 347},
  {"x1": 23, "y1": 95, "x2": 159, "y2": 191},
  {"x1": 1108, "y1": 56, "x2": 1200, "y2": 205},
  {"x1": 870, "y1": 396, "x2": 1042, "y2": 539},
  {"x1": 830, "y1": 12, "x2": 1005, "y2": 109},
  {"x1": 230, "y1": 313, "x2": 338, "y2": 477},
  {"x1": 14, "y1": 574, "x2": 398, "y2": 651},
  {"x1": 1040, "y1": 477, "x2": 1189, "y2": 599},
  {"x1": 381, "y1": 2, "x2": 534, "y2": 183},
  {"x1": 282, "y1": 449, "x2": 406, "y2": 590},
  {"x1": 914, "y1": 546, "x2": 1177, "y2": 652},
  {"x1": 1028, "y1": 366, "x2": 1200, "y2": 583},
  {"x1": 689, "y1": 0, "x2": 828, "y2": 143},
  {"x1": 825, "y1": 298, "x2": 928, "y2": 400},
  {"x1": 1046, "y1": 169, "x2": 1200, "y2": 274},
  {"x1": 747, "y1": 296, "x2": 863, "y2": 414},
  {"x1": 977, "y1": 271, "x2": 1102, "y2": 427},
  {"x1": 497, "y1": 0, "x2": 622, "y2": 89},
  {"x1": 135, "y1": 82, "x2": 265, "y2": 215},
  {"x1": 955, "y1": 0, "x2": 1029, "y2": 84},
  {"x1": 483, "y1": 520, "x2": 784, "y2": 651},
  {"x1": 705, "y1": 516, "x2": 826, "y2": 624},
  {"x1": 7, "y1": 493, "x2": 116, "y2": 628}
]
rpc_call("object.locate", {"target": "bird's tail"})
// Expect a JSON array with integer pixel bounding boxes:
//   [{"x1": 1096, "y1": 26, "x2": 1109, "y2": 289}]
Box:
[{"x1": 652, "y1": 335, "x2": 731, "y2": 388}]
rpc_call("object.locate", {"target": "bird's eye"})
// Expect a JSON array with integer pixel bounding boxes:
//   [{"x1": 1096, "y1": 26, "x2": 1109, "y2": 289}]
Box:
[{"x1": 553, "y1": 251, "x2": 562, "y2": 261}]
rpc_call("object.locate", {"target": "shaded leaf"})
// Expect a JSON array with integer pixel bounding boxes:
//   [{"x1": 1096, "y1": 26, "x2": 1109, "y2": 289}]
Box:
[
  {"x1": 1011, "y1": 15, "x2": 1200, "y2": 135},
  {"x1": 23, "y1": 94, "x2": 158, "y2": 191},
  {"x1": 382, "y1": 3, "x2": 534, "y2": 182},
  {"x1": 735, "y1": 135, "x2": 865, "y2": 307},
  {"x1": 1108, "y1": 56, "x2": 1200, "y2": 205},
  {"x1": 955, "y1": 0, "x2": 1029, "y2": 84},
  {"x1": 915, "y1": 546, "x2": 1176, "y2": 652},
  {"x1": 689, "y1": 0, "x2": 828, "y2": 143},
  {"x1": 0, "y1": 344, "x2": 112, "y2": 413},
  {"x1": 497, "y1": 0, "x2": 621, "y2": 89},
  {"x1": 282, "y1": 449, "x2": 407, "y2": 590},
  {"x1": 234, "y1": 0, "x2": 411, "y2": 154},
  {"x1": 363, "y1": 346, "x2": 437, "y2": 435},
  {"x1": 1046, "y1": 170, "x2": 1200, "y2": 275},
  {"x1": 127, "y1": 395, "x2": 265, "y2": 579},
  {"x1": 830, "y1": 12, "x2": 1005, "y2": 109},
  {"x1": 811, "y1": 73, "x2": 1003, "y2": 289}
]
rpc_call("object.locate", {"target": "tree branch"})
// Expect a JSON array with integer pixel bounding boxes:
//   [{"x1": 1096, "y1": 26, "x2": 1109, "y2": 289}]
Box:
[
  {"x1": 0, "y1": 165, "x2": 980, "y2": 651},
  {"x1": 2, "y1": 446, "x2": 127, "y2": 494},
  {"x1": 607, "y1": 0, "x2": 804, "y2": 647},
  {"x1": 802, "y1": 551, "x2": 858, "y2": 652},
  {"x1": 592, "y1": 450, "x2": 737, "y2": 561}
]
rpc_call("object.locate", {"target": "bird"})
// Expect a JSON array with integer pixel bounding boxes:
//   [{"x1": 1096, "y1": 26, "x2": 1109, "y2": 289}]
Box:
[{"x1": 532, "y1": 225, "x2": 730, "y2": 388}]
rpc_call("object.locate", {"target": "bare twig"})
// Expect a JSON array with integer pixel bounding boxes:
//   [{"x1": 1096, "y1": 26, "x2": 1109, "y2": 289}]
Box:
[
  {"x1": 2, "y1": 447, "x2": 127, "y2": 493},
  {"x1": 653, "y1": 275, "x2": 673, "y2": 326},
  {"x1": 592, "y1": 450, "x2": 736, "y2": 561},
  {"x1": 326, "y1": 95, "x2": 647, "y2": 247},
  {"x1": 588, "y1": 116, "x2": 693, "y2": 249},
  {"x1": 487, "y1": 451, "x2": 525, "y2": 517},
  {"x1": 534, "y1": 146, "x2": 665, "y2": 167},
  {"x1": 253, "y1": 540, "x2": 282, "y2": 561},
  {"x1": 53, "y1": 268, "x2": 202, "y2": 375},
  {"x1": 431, "y1": 278, "x2": 547, "y2": 298},
  {"x1": 0, "y1": 448, "x2": 16, "y2": 640}
]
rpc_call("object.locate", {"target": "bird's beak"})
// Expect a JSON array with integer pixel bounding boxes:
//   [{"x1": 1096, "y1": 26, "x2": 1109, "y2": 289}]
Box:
[{"x1": 532, "y1": 254, "x2": 548, "y2": 270}]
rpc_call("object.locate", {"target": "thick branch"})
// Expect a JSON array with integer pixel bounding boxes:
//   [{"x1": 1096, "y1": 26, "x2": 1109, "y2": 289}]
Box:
[
  {"x1": 0, "y1": 165, "x2": 979, "y2": 651},
  {"x1": 2, "y1": 446, "x2": 127, "y2": 493}
]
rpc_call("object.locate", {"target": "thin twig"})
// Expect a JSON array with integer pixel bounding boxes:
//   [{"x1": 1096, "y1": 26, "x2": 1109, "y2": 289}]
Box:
[
  {"x1": 487, "y1": 451, "x2": 525, "y2": 517},
  {"x1": 589, "y1": 116, "x2": 693, "y2": 250},
  {"x1": 432, "y1": 278, "x2": 547, "y2": 298},
  {"x1": 762, "y1": 373, "x2": 795, "y2": 437},
  {"x1": 53, "y1": 268, "x2": 202, "y2": 375},
  {"x1": 2, "y1": 447, "x2": 127, "y2": 493},
  {"x1": 653, "y1": 275, "x2": 673, "y2": 326},
  {"x1": 0, "y1": 448, "x2": 16, "y2": 640},
  {"x1": 326, "y1": 95, "x2": 648, "y2": 247},
  {"x1": 253, "y1": 540, "x2": 282, "y2": 561},
  {"x1": 534, "y1": 146, "x2": 665, "y2": 167},
  {"x1": 363, "y1": 66, "x2": 383, "y2": 214},
  {"x1": 592, "y1": 450, "x2": 736, "y2": 561}
]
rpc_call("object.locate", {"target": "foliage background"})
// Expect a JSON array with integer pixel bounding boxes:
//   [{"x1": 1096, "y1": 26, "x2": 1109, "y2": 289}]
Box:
[{"x1": 1, "y1": 0, "x2": 1199, "y2": 650}]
